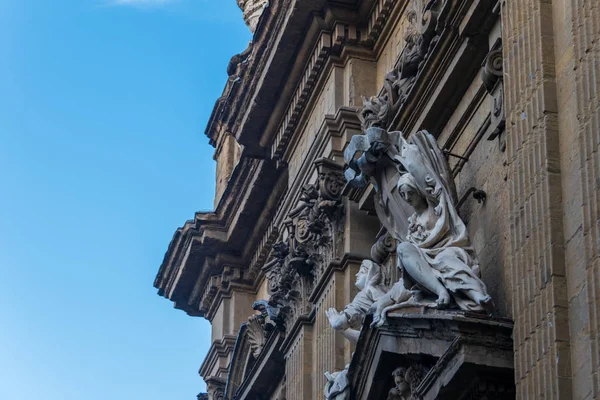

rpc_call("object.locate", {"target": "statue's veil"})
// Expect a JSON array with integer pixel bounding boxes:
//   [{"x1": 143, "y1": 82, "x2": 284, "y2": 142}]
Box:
[{"x1": 370, "y1": 130, "x2": 457, "y2": 243}]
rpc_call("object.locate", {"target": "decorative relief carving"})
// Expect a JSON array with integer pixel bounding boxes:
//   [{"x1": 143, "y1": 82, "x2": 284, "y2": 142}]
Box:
[
  {"x1": 481, "y1": 41, "x2": 506, "y2": 150},
  {"x1": 244, "y1": 300, "x2": 283, "y2": 358},
  {"x1": 211, "y1": 387, "x2": 225, "y2": 400},
  {"x1": 371, "y1": 231, "x2": 398, "y2": 289},
  {"x1": 344, "y1": 128, "x2": 496, "y2": 325},
  {"x1": 263, "y1": 159, "x2": 345, "y2": 328},
  {"x1": 237, "y1": 0, "x2": 269, "y2": 33},
  {"x1": 360, "y1": 0, "x2": 442, "y2": 130},
  {"x1": 324, "y1": 364, "x2": 350, "y2": 400},
  {"x1": 387, "y1": 365, "x2": 429, "y2": 400},
  {"x1": 199, "y1": 266, "x2": 253, "y2": 316},
  {"x1": 246, "y1": 314, "x2": 268, "y2": 358}
]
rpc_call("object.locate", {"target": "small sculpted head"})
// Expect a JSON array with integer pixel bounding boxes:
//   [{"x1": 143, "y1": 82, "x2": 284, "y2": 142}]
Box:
[
  {"x1": 355, "y1": 261, "x2": 369, "y2": 290},
  {"x1": 398, "y1": 174, "x2": 427, "y2": 209},
  {"x1": 391, "y1": 367, "x2": 409, "y2": 392},
  {"x1": 355, "y1": 260, "x2": 383, "y2": 290}
]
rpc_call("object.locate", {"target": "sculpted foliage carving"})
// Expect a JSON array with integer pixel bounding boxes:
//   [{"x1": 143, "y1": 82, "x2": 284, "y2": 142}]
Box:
[
  {"x1": 263, "y1": 159, "x2": 345, "y2": 328},
  {"x1": 360, "y1": 0, "x2": 442, "y2": 130}
]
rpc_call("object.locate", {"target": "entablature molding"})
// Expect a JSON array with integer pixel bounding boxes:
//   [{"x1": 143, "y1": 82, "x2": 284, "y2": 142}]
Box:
[
  {"x1": 199, "y1": 334, "x2": 238, "y2": 381},
  {"x1": 154, "y1": 158, "x2": 285, "y2": 317},
  {"x1": 205, "y1": 0, "x2": 416, "y2": 160}
]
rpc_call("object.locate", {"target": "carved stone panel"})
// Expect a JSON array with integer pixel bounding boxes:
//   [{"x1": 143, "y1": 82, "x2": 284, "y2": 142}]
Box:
[
  {"x1": 481, "y1": 40, "x2": 505, "y2": 150},
  {"x1": 360, "y1": 0, "x2": 443, "y2": 131},
  {"x1": 263, "y1": 158, "x2": 345, "y2": 328}
]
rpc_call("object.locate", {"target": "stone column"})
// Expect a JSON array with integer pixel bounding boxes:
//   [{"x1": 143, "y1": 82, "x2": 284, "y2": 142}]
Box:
[
  {"x1": 502, "y1": 0, "x2": 571, "y2": 398},
  {"x1": 554, "y1": 0, "x2": 600, "y2": 398}
]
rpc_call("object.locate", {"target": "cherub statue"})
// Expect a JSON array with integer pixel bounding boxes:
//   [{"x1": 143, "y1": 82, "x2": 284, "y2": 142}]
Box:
[
  {"x1": 324, "y1": 364, "x2": 350, "y2": 400},
  {"x1": 325, "y1": 260, "x2": 387, "y2": 343},
  {"x1": 387, "y1": 367, "x2": 411, "y2": 400},
  {"x1": 387, "y1": 365, "x2": 428, "y2": 400},
  {"x1": 345, "y1": 128, "x2": 495, "y2": 321}
]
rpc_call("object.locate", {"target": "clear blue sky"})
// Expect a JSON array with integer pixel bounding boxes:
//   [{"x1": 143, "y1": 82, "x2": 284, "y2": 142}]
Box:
[{"x1": 0, "y1": 1, "x2": 251, "y2": 399}]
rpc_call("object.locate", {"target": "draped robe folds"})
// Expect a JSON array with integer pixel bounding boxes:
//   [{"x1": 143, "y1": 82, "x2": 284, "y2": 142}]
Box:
[
  {"x1": 343, "y1": 285, "x2": 386, "y2": 328},
  {"x1": 347, "y1": 129, "x2": 491, "y2": 312}
]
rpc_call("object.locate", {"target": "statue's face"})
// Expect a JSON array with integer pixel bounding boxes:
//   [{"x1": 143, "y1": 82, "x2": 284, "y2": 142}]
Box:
[
  {"x1": 399, "y1": 184, "x2": 424, "y2": 208},
  {"x1": 393, "y1": 372, "x2": 409, "y2": 392},
  {"x1": 355, "y1": 263, "x2": 369, "y2": 290}
]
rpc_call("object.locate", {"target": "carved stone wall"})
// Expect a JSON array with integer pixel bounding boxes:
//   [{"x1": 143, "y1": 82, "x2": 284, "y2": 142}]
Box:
[
  {"x1": 285, "y1": 327, "x2": 313, "y2": 400},
  {"x1": 154, "y1": 0, "x2": 600, "y2": 399}
]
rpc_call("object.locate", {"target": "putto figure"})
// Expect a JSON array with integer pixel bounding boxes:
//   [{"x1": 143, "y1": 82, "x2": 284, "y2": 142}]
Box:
[
  {"x1": 345, "y1": 128, "x2": 494, "y2": 323},
  {"x1": 325, "y1": 260, "x2": 387, "y2": 343}
]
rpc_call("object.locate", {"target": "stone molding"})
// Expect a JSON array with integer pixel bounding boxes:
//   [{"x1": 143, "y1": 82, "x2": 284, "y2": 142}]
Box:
[{"x1": 349, "y1": 310, "x2": 514, "y2": 399}]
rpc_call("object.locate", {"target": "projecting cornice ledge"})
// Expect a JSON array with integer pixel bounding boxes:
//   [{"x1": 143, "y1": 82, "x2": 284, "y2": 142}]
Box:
[
  {"x1": 205, "y1": 0, "x2": 378, "y2": 157},
  {"x1": 154, "y1": 157, "x2": 286, "y2": 317}
]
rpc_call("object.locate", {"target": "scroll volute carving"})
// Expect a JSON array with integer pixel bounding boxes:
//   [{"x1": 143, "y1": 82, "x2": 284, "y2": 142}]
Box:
[
  {"x1": 360, "y1": 0, "x2": 442, "y2": 130},
  {"x1": 481, "y1": 39, "x2": 506, "y2": 150},
  {"x1": 262, "y1": 159, "x2": 345, "y2": 327}
]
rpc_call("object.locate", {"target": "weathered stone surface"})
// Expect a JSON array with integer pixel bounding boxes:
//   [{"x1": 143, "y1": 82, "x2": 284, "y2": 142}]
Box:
[{"x1": 152, "y1": 0, "x2": 600, "y2": 399}]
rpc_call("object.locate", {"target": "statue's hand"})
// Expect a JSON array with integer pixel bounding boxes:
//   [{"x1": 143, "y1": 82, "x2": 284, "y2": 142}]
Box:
[
  {"x1": 325, "y1": 308, "x2": 348, "y2": 330},
  {"x1": 368, "y1": 295, "x2": 394, "y2": 327}
]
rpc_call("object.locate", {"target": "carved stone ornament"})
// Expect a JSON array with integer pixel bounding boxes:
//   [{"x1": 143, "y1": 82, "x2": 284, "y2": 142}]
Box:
[
  {"x1": 211, "y1": 387, "x2": 225, "y2": 400},
  {"x1": 246, "y1": 314, "x2": 268, "y2": 358},
  {"x1": 244, "y1": 300, "x2": 282, "y2": 358},
  {"x1": 252, "y1": 299, "x2": 284, "y2": 328},
  {"x1": 387, "y1": 365, "x2": 429, "y2": 400},
  {"x1": 360, "y1": 0, "x2": 442, "y2": 130},
  {"x1": 236, "y1": 0, "x2": 269, "y2": 33},
  {"x1": 324, "y1": 364, "x2": 350, "y2": 400},
  {"x1": 344, "y1": 128, "x2": 496, "y2": 325},
  {"x1": 263, "y1": 159, "x2": 345, "y2": 328},
  {"x1": 481, "y1": 41, "x2": 506, "y2": 150}
]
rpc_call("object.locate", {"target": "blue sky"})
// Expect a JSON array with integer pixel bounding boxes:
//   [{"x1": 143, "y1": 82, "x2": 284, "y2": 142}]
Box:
[{"x1": 0, "y1": 1, "x2": 251, "y2": 399}]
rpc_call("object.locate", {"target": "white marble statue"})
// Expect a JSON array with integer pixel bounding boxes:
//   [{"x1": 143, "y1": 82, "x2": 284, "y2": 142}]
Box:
[
  {"x1": 324, "y1": 364, "x2": 350, "y2": 400},
  {"x1": 325, "y1": 260, "x2": 387, "y2": 342},
  {"x1": 345, "y1": 128, "x2": 495, "y2": 324}
]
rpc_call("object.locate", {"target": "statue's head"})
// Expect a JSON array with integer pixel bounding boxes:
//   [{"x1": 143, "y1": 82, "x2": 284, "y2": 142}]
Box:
[
  {"x1": 391, "y1": 367, "x2": 409, "y2": 392},
  {"x1": 398, "y1": 173, "x2": 426, "y2": 208},
  {"x1": 355, "y1": 260, "x2": 382, "y2": 290}
]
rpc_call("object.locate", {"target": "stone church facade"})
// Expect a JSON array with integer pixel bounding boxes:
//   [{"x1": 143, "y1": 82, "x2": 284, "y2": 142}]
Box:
[{"x1": 153, "y1": 0, "x2": 600, "y2": 399}]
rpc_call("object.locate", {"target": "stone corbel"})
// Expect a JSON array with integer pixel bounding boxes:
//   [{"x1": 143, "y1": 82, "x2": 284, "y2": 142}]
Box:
[{"x1": 481, "y1": 39, "x2": 506, "y2": 151}]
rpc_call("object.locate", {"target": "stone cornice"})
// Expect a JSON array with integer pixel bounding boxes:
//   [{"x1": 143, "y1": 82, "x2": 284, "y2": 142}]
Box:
[
  {"x1": 199, "y1": 334, "x2": 238, "y2": 380},
  {"x1": 154, "y1": 157, "x2": 285, "y2": 316},
  {"x1": 205, "y1": 0, "x2": 414, "y2": 160},
  {"x1": 154, "y1": 0, "x2": 414, "y2": 318}
]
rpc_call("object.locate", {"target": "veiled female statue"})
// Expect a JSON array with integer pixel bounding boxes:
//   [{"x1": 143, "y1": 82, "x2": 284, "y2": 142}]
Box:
[
  {"x1": 344, "y1": 127, "x2": 494, "y2": 323},
  {"x1": 325, "y1": 260, "x2": 387, "y2": 343}
]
